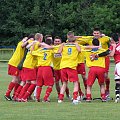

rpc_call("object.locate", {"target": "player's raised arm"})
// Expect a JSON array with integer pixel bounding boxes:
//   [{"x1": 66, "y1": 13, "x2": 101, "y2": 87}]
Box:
[
  {"x1": 74, "y1": 42, "x2": 81, "y2": 52},
  {"x1": 57, "y1": 43, "x2": 64, "y2": 53}
]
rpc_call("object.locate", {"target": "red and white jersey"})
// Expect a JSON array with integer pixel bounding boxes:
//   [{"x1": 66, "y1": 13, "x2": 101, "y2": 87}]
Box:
[{"x1": 111, "y1": 43, "x2": 120, "y2": 64}]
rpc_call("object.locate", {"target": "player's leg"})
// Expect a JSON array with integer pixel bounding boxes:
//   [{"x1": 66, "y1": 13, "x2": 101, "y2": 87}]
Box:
[
  {"x1": 98, "y1": 67, "x2": 106, "y2": 102},
  {"x1": 100, "y1": 84, "x2": 106, "y2": 102},
  {"x1": 114, "y1": 63, "x2": 120, "y2": 103},
  {"x1": 13, "y1": 80, "x2": 26, "y2": 101},
  {"x1": 115, "y1": 80, "x2": 120, "y2": 103},
  {"x1": 22, "y1": 80, "x2": 36, "y2": 102},
  {"x1": 58, "y1": 81, "x2": 67, "y2": 103},
  {"x1": 86, "y1": 85, "x2": 92, "y2": 102},
  {"x1": 5, "y1": 76, "x2": 19, "y2": 101}
]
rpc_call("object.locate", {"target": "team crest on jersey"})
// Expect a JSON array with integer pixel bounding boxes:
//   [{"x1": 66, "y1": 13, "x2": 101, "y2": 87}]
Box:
[{"x1": 54, "y1": 53, "x2": 62, "y2": 58}]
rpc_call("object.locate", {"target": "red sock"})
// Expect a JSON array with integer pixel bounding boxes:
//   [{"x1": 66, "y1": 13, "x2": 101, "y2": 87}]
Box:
[
  {"x1": 18, "y1": 83, "x2": 31, "y2": 99},
  {"x1": 36, "y1": 87, "x2": 42, "y2": 100},
  {"x1": 59, "y1": 94, "x2": 64, "y2": 100},
  {"x1": 13, "y1": 83, "x2": 19, "y2": 96},
  {"x1": 22, "y1": 84, "x2": 36, "y2": 100},
  {"x1": 86, "y1": 94, "x2": 91, "y2": 100},
  {"x1": 14, "y1": 85, "x2": 23, "y2": 98},
  {"x1": 44, "y1": 87, "x2": 52, "y2": 101},
  {"x1": 6, "y1": 82, "x2": 15, "y2": 96},
  {"x1": 65, "y1": 87, "x2": 70, "y2": 96},
  {"x1": 105, "y1": 78, "x2": 110, "y2": 91},
  {"x1": 73, "y1": 91, "x2": 78, "y2": 100},
  {"x1": 101, "y1": 93, "x2": 106, "y2": 100}
]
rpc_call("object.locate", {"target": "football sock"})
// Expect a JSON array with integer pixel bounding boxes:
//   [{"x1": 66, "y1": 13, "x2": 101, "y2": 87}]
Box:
[
  {"x1": 115, "y1": 83, "x2": 120, "y2": 99},
  {"x1": 36, "y1": 86, "x2": 42, "y2": 100},
  {"x1": 101, "y1": 93, "x2": 106, "y2": 100},
  {"x1": 59, "y1": 94, "x2": 64, "y2": 100},
  {"x1": 6, "y1": 82, "x2": 15, "y2": 96},
  {"x1": 44, "y1": 87, "x2": 52, "y2": 101},
  {"x1": 14, "y1": 85, "x2": 23, "y2": 98},
  {"x1": 13, "y1": 83, "x2": 19, "y2": 96},
  {"x1": 22, "y1": 84, "x2": 36, "y2": 100},
  {"x1": 18, "y1": 83, "x2": 31, "y2": 99},
  {"x1": 86, "y1": 94, "x2": 92, "y2": 100},
  {"x1": 73, "y1": 91, "x2": 78, "y2": 100}
]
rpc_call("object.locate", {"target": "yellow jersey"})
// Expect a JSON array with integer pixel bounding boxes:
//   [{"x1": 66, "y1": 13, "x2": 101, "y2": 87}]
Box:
[
  {"x1": 77, "y1": 36, "x2": 110, "y2": 50},
  {"x1": 84, "y1": 48, "x2": 106, "y2": 68},
  {"x1": 52, "y1": 45, "x2": 61, "y2": 70},
  {"x1": 8, "y1": 41, "x2": 25, "y2": 67},
  {"x1": 23, "y1": 40, "x2": 39, "y2": 68},
  {"x1": 60, "y1": 43, "x2": 79, "y2": 70},
  {"x1": 32, "y1": 48, "x2": 53, "y2": 67}
]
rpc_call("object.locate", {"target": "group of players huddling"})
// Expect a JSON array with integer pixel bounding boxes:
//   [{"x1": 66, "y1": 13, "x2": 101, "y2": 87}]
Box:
[{"x1": 4, "y1": 27, "x2": 120, "y2": 104}]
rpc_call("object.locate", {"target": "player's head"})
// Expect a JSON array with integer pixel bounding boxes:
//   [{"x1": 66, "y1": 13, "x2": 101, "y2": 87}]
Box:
[
  {"x1": 67, "y1": 31, "x2": 74, "y2": 39},
  {"x1": 92, "y1": 38, "x2": 100, "y2": 46},
  {"x1": 68, "y1": 36, "x2": 76, "y2": 42},
  {"x1": 45, "y1": 38, "x2": 53, "y2": 45},
  {"x1": 27, "y1": 34, "x2": 35, "y2": 40},
  {"x1": 35, "y1": 33, "x2": 43, "y2": 42},
  {"x1": 45, "y1": 35, "x2": 52, "y2": 40},
  {"x1": 54, "y1": 36, "x2": 62, "y2": 45},
  {"x1": 111, "y1": 33, "x2": 120, "y2": 44},
  {"x1": 93, "y1": 27, "x2": 101, "y2": 38}
]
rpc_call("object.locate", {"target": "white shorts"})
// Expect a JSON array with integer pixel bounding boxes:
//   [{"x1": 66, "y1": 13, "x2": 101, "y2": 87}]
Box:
[{"x1": 114, "y1": 62, "x2": 120, "y2": 80}]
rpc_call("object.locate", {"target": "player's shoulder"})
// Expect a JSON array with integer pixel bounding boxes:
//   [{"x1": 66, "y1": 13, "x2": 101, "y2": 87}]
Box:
[{"x1": 101, "y1": 36, "x2": 110, "y2": 40}]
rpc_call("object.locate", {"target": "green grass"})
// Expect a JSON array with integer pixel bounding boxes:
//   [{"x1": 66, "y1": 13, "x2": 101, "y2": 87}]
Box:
[{"x1": 0, "y1": 62, "x2": 119, "y2": 120}]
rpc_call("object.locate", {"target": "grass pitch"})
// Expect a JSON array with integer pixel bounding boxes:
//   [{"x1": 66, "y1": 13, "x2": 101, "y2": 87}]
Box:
[{"x1": 0, "y1": 62, "x2": 119, "y2": 120}]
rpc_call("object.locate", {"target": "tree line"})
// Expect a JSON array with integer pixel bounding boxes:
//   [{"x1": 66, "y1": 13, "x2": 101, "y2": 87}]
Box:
[{"x1": 0, "y1": 0, "x2": 119, "y2": 45}]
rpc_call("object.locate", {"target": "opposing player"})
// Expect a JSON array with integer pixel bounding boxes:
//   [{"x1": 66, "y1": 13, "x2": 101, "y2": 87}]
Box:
[{"x1": 109, "y1": 33, "x2": 120, "y2": 103}]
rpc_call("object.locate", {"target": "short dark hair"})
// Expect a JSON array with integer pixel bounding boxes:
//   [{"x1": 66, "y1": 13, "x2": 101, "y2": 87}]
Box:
[
  {"x1": 92, "y1": 38, "x2": 99, "y2": 46},
  {"x1": 45, "y1": 38, "x2": 53, "y2": 45},
  {"x1": 27, "y1": 34, "x2": 35, "y2": 39},
  {"x1": 44, "y1": 35, "x2": 52, "y2": 40},
  {"x1": 111, "y1": 33, "x2": 120, "y2": 42},
  {"x1": 93, "y1": 27, "x2": 101, "y2": 32}
]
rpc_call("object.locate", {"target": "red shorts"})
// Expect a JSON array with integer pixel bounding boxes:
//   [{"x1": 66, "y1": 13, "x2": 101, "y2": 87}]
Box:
[
  {"x1": 77, "y1": 63, "x2": 86, "y2": 75},
  {"x1": 20, "y1": 67, "x2": 37, "y2": 81},
  {"x1": 105, "y1": 56, "x2": 110, "y2": 73},
  {"x1": 37, "y1": 66, "x2": 54, "y2": 86},
  {"x1": 87, "y1": 67, "x2": 105, "y2": 86},
  {"x1": 8, "y1": 64, "x2": 20, "y2": 76},
  {"x1": 54, "y1": 70, "x2": 61, "y2": 82},
  {"x1": 61, "y1": 68, "x2": 78, "y2": 82}
]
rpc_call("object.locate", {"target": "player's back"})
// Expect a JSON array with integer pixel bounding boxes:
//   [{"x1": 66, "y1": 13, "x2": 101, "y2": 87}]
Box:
[{"x1": 60, "y1": 43, "x2": 79, "y2": 69}]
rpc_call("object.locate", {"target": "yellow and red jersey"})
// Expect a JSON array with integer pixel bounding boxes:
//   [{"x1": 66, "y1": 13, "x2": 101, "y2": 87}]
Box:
[
  {"x1": 76, "y1": 36, "x2": 110, "y2": 50},
  {"x1": 32, "y1": 48, "x2": 53, "y2": 67},
  {"x1": 23, "y1": 40, "x2": 39, "y2": 68},
  {"x1": 60, "y1": 43, "x2": 79, "y2": 70},
  {"x1": 84, "y1": 48, "x2": 106, "y2": 68},
  {"x1": 52, "y1": 45, "x2": 61, "y2": 70},
  {"x1": 8, "y1": 41, "x2": 25, "y2": 67}
]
